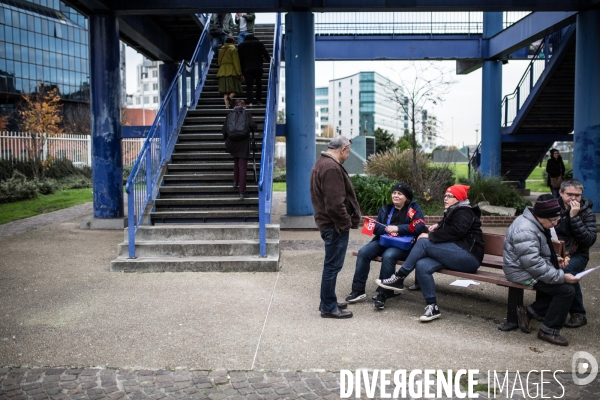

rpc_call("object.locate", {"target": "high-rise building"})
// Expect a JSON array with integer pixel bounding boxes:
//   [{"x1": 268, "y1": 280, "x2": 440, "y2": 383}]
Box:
[
  {"x1": 318, "y1": 72, "x2": 409, "y2": 140},
  {"x1": 129, "y1": 59, "x2": 161, "y2": 112},
  {"x1": 315, "y1": 86, "x2": 329, "y2": 136},
  {"x1": 0, "y1": 0, "x2": 90, "y2": 117}
]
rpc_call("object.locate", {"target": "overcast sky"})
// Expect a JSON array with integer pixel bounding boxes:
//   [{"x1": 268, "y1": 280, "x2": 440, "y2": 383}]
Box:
[{"x1": 124, "y1": 13, "x2": 530, "y2": 148}]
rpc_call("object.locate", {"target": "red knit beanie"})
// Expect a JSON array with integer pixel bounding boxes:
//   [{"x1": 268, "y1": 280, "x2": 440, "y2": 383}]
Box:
[{"x1": 446, "y1": 185, "x2": 470, "y2": 201}]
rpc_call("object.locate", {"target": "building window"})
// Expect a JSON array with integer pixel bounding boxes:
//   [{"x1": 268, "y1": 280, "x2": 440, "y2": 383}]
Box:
[
  {"x1": 153, "y1": 96, "x2": 159, "y2": 103},
  {"x1": 338, "y1": 101, "x2": 341, "y2": 107},
  {"x1": 320, "y1": 107, "x2": 328, "y2": 113},
  {"x1": 152, "y1": 69, "x2": 158, "y2": 78},
  {"x1": 152, "y1": 83, "x2": 158, "y2": 91},
  {"x1": 143, "y1": 83, "x2": 149, "y2": 91},
  {"x1": 351, "y1": 119, "x2": 353, "y2": 124},
  {"x1": 338, "y1": 120, "x2": 341, "y2": 126},
  {"x1": 351, "y1": 89, "x2": 353, "y2": 95},
  {"x1": 351, "y1": 109, "x2": 353, "y2": 115},
  {"x1": 143, "y1": 96, "x2": 149, "y2": 104},
  {"x1": 351, "y1": 79, "x2": 353, "y2": 84},
  {"x1": 136, "y1": 98, "x2": 141, "y2": 105},
  {"x1": 338, "y1": 91, "x2": 341, "y2": 97},
  {"x1": 351, "y1": 99, "x2": 353, "y2": 105},
  {"x1": 338, "y1": 82, "x2": 341, "y2": 87},
  {"x1": 338, "y1": 111, "x2": 341, "y2": 117}
]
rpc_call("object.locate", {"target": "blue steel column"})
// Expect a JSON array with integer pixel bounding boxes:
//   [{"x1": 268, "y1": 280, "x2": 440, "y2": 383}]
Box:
[
  {"x1": 480, "y1": 12, "x2": 503, "y2": 177},
  {"x1": 285, "y1": 12, "x2": 315, "y2": 216},
  {"x1": 89, "y1": 15, "x2": 123, "y2": 218},
  {"x1": 574, "y1": 10, "x2": 600, "y2": 212}
]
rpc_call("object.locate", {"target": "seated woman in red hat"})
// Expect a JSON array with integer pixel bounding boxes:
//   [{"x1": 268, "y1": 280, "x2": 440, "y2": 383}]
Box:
[{"x1": 375, "y1": 184, "x2": 485, "y2": 322}]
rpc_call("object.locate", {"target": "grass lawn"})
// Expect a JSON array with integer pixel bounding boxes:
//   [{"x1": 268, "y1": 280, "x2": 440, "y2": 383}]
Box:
[
  {"x1": 0, "y1": 188, "x2": 93, "y2": 225},
  {"x1": 273, "y1": 182, "x2": 286, "y2": 192}
]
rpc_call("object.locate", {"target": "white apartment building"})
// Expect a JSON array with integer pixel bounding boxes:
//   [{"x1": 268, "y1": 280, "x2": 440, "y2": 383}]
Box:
[
  {"x1": 130, "y1": 59, "x2": 161, "y2": 113},
  {"x1": 318, "y1": 72, "x2": 408, "y2": 141}
]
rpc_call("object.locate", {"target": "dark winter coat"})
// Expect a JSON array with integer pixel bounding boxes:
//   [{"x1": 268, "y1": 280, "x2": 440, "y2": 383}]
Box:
[
  {"x1": 556, "y1": 196, "x2": 597, "y2": 257},
  {"x1": 503, "y1": 207, "x2": 564, "y2": 285},
  {"x1": 221, "y1": 107, "x2": 257, "y2": 158},
  {"x1": 370, "y1": 200, "x2": 427, "y2": 241},
  {"x1": 210, "y1": 13, "x2": 235, "y2": 37},
  {"x1": 545, "y1": 156, "x2": 565, "y2": 187},
  {"x1": 235, "y1": 13, "x2": 255, "y2": 33},
  {"x1": 237, "y1": 36, "x2": 270, "y2": 73},
  {"x1": 310, "y1": 152, "x2": 361, "y2": 233},
  {"x1": 428, "y1": 202, "x2": 485, "y2": 263}
]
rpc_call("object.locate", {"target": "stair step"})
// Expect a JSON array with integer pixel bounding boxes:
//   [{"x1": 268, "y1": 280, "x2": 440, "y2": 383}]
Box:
[
  {"x1": 110, "y1": 255, "x2": 279, "y2": 272},
  {"x1": 177, "y1": 133, "x2": 263, "y2": 141},
  {"x1": 117, "y1": 239, "x2": 279, "y2": 258},
  {"x1": 150, "y1": 209, "x2": 259, "y2": 221},
  {"x1": 159, "y1": 185, "x2": 258, "y2": 193},
  {"x1": 163, "y1": 173, "x2": 256, "y2": 180},
  {"x1": 130, "y1": 224, "x2": 279, "y2": 241}
]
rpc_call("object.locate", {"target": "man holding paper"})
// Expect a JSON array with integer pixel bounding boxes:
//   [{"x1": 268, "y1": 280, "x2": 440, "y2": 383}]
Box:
[
  {"x1": 347, "y1": 183, "x2": 426, "y2": 310},
  {"x1": 555, "y1": 178, "x2": 597, "y2": 328}
]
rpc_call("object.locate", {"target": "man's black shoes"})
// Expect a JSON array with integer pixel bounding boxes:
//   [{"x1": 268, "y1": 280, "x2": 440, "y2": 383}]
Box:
[
  {"x1": 318, "y1": 302, "x2": 347, "y2": 311},
  {"x1": 517, "y1": 306, "x2": 532, "y2": 334},
  {"x1": 321, "y1": 309, "x2": 353, "y2": 319},
  {"x1": 564, "y1": 315, "x2": 587, "y2": 328}
]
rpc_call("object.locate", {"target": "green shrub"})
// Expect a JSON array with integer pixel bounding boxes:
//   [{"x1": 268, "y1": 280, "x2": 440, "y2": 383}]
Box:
[
  {"x1": 59, "y1": 175, "x2": 92, "y2": 190},
  {"x1": 45, "y1": 158, "x2": 92, "y2": 179},
  {"x1": 273, "y1": 168, "x2": 286, "y2": 183},
  {"x1": 123, "y1": 164, "x2": 133, "y2": 184},
  {"x1": 35, "y1": 178, "x2": 60, "y2": 195},
  {"x1": 350, "y1": 175, "x2": 396, "y2": 216},
  {"x1": 365, "y1": 148, "x2": 455, "y2": 205},
  {"x1": 0, "y1": 171, "x2": 38, "y2": 203},
  {"x1": 457, "y1": 173, "x2": 530, "y2": 214}
]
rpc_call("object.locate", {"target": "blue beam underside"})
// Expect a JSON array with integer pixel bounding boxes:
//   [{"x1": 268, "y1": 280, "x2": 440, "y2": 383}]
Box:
[
  {"x1": 89, "y1": 14, "x2": 124, "y2": 218},
  {"x1": 574, "y1": 10, "x2": 600, "y2": 212},
  {"x1": 285, "y1": 12, "x2": 315, "y2": 217}
]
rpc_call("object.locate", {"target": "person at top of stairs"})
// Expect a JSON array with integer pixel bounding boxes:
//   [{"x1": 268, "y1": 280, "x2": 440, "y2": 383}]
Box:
[
  {"x1": 238, "y1": 34, "x2": 272, "y2": 107},
  {"x1": 210, "y1": 13, "x2": 234, "y2": 52},
  {"x1": 217, "y1": 36, "x2": 243, "y2": 109},
  {"x1": 222, "y1": 99, "x2": 257, "y2": 199}
]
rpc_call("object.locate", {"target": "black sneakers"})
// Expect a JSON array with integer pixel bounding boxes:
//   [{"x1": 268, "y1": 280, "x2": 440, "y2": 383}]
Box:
[
  {"x1": 375, "y1": 274, "x2": 405, "y2": 291},
  {"x1": 345, "y1": 291, "x2": 366, "y2": 303},
  {"x1": 419, "y1": 303, "x2": 441, "y2": 322},
  {"x1": 564, "y1": 315, "x2": 587, "y2": 328},
  {"x1": 373, "y1": 294, "x2": 386, "y2": 310}
]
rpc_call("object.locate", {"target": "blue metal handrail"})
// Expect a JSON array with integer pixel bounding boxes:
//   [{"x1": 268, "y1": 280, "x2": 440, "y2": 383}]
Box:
[
  {"x1": 258, "y1": 14, "x2": 283, "y2": 257},
  {"x1": 125, "y1": 17, "x2": 213, "y2": 258},
  {"x1": 501, "y1": 27, "x2": 568, "y2": 127}
]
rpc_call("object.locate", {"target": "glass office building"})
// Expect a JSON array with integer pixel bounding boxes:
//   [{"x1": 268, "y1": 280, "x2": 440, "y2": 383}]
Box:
[{"x1": 0, "y1": 0, "x2": 89, "y2": 111}]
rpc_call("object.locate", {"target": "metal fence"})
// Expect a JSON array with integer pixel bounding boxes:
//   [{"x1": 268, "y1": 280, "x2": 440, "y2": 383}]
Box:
[
  {"x1": 307, "y1": 12, "x2": 531, "y2": 36},
  {"x1": 0, "y1": 131, "x2": 143, "y2": 166}
]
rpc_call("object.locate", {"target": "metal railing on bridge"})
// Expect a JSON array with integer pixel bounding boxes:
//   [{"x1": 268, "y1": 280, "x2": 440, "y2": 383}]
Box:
[
  {"x1": 501, "y1": 26, "x2": 571, "y2": 127},
  {"x1": 124, "y1": 15, "x2": 212, "y2": 258},
  {"x1": 306, "y1": 12, "x2": 530, "y2": 36}
]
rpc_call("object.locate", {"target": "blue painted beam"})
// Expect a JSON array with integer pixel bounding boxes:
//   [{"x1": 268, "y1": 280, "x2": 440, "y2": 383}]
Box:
[
  {"x1": 119, "y1": 15, "x2": 181, "y2": 62},
  {"x1": 70, "y1": 0, "x2": 597, "y2": 15},
  {"x1": 488, "y1": 11, "x2": 576, "y2": 59},
  {"x1": 501, "y1": 134, "x2": 573, "y2": 142},
  {"x1": 315, "y1": 36, "x2": 482, "y2": 60},
  {"x1": 122, "y1": 126, "x2": 150, "y2": 138}
]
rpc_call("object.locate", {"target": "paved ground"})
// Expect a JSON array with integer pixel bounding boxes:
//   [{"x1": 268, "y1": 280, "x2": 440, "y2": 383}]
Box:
[{"x1": 1, "y1": 192, "x2": 599, "y2": 399}]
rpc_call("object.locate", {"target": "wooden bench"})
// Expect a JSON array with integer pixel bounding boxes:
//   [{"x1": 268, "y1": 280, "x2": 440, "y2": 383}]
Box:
[{"x1": 352, "y1": 232, "x2": 565, "y2": 331}]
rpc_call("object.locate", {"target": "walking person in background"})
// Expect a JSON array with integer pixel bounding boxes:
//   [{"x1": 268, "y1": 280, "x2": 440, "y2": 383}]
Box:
[
  {"x1": 217, "y1": 37, "x2": 243, "y2": 109},
  {"x1": 376, "y1": 185, "x2": 485, "y2": 322},
  {"x1": 235, "y1": 13, "x2": 255, "y2": 45},
  {"x1": 221, "y1": 100, "x2": 257, "y2": 199},
  {"x1": 210, "y1": 13, "x2": 234, "y2": 52},
  {"x1": 237, "y1": 34, "x2": 271, "y2": 107},
  {"x1": 345, "y1": 183, "x2": 427, "y2": 310},
  {"x1": 545, "y1": 148, "x2": 565, "y2": 198},
  {"x1": 310, "y1": 136, "x2": 361, "y2": 319}
]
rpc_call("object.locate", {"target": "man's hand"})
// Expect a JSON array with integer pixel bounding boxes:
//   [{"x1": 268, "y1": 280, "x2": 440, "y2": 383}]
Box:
[
  {"x1": 569, "y1": 200, "x2": 580, "y2": 218},
  {"x1": 557, "y1": 257, "x2": 565, "y2": 269},
  {"x1": 564, "y1": 273, "x2": 581, "y2": 284},
  {"x1": 428, "y1": 223, "x2": 439, "y2": 232},
  {"x1": 417, "y1": 233, "x2": 429, "y2": 241},
  {"x1": 385, "y1": 225, "x2": 399, "y2": 235}
]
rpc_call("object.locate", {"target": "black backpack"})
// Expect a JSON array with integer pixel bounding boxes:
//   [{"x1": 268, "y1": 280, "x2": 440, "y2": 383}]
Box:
[{"x1": 226, "y1": 109, "x2": 250, "y2": 142}]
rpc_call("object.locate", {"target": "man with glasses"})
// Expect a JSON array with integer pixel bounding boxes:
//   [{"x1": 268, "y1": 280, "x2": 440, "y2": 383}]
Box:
[
  {"x1": 503, "y1": 195, "x2": 580, "y2": 346},
  {"x1": 555, "y1": 178, "x2": 597, "y2": 328},
  {"x1": 310, "y1": 136, "x2": 361, "y2": 319}
]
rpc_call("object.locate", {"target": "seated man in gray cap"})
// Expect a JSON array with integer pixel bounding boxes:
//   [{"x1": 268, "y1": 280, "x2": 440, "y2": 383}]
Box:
[{"x1": 503, "y1": 195, "x2": 581, "y2": 346}]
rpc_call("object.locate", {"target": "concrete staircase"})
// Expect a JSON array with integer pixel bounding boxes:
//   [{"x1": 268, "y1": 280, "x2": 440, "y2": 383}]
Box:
[
  {"x1": 111, "y1": 25, "x2": 280, "y2": 272},
  {"x1": 111, "y1": 224, "x2": 280, "y2": 272}
]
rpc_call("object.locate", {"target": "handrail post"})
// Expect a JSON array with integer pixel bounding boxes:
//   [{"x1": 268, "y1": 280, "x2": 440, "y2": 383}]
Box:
[{"x1": 529, "y1": 63, "x2": 534, "y2": 91}]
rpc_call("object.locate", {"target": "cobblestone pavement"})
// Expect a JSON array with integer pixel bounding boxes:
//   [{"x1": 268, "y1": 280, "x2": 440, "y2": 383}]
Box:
[{"x1": 1, "y1": 367, "x2": 599, "y2": 400}]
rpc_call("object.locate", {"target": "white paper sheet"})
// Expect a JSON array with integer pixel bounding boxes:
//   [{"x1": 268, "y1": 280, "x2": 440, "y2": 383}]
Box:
[
  {"x1": 575, "y1": 266, "x2": 600, "y2": 279},
  {"x1": 450, "y1": 279, "x2": 481, "y2": 287}
]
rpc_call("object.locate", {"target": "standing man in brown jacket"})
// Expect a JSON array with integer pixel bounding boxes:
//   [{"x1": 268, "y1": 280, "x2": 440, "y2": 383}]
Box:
[{"x1": 310, "y1": 136, "x2": 361, "y2": 319}]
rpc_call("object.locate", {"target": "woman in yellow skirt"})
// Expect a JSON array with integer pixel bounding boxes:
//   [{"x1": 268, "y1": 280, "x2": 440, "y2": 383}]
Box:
[{"x1": 217, "y1": 37, "x2": 243, "y2": 108}]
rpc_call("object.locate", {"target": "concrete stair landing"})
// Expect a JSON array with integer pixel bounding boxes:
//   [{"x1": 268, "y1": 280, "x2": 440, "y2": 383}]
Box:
[{"x1": 111, "y1": 224, "x2": 280, "y2": 272}]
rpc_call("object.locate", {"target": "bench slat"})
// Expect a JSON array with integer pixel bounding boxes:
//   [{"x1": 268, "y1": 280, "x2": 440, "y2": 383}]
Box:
[{"x1": 436, "y1": 269, "x2": 533, "y2": 290}]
